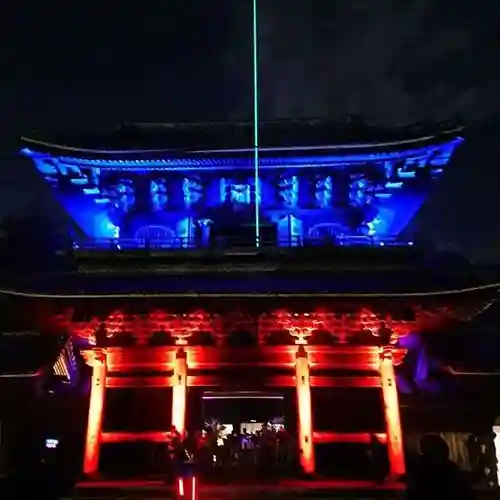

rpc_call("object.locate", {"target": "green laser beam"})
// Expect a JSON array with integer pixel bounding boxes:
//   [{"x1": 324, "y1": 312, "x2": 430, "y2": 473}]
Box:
[{"x1": 252, "y1": 0, "x2": 260, "y2": 247}]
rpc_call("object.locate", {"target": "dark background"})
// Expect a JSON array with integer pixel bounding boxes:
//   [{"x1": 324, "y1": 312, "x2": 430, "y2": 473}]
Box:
[{"x1": 1, "y1": 0, "x2": 500, "y2": 260}]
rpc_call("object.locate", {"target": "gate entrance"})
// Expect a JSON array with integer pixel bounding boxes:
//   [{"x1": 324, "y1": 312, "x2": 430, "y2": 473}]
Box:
[
  {"x1": 81, "y1": 344, "x2": 407, "y2": 481},
  {"x1": 198, "y1": 391, "x2": 296, "y2": 480},
  {"x1": 202, "y1": 391, "x2": 285, "y2": 432}
]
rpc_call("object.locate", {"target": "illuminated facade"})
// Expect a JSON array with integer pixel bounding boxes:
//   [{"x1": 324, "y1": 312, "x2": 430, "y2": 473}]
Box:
[
  {"x1": 21, "y1": 121, "x2": 463, "y2": 248},
  {"x1": 12, "y1": 121, "x2": 499, "y2": 485},
  {"x1": 4, "y1": 286, "x2": 495, "y2": 482}
]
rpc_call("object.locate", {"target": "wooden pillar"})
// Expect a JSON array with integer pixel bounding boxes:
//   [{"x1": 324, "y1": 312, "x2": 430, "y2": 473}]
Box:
[
  {"x1": 295, "y1": 345, "x2": 315, "y2": 474},
  {"x1": 83, "y1": 349, "x2": 107, "y2": 475},
  {"x1": 379, "y1": 345, "x2": 405, "y2": 479},
  {"x1": 172, "y1": 348, "x2": 188, "y2": 436}
]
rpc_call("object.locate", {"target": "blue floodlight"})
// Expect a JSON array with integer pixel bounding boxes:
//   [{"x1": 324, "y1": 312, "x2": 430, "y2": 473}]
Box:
[{"x1": 20, "y1": 131, "x2": 463, "y2": 250}]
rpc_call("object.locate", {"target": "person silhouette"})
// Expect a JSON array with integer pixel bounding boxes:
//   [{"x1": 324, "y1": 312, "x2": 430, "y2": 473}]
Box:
[
  {"x1": 368, "y1": 434, "x2": 388, "y2": 482},
  {"x1": 407, "y1": 434, "x2": 474, "y2": 500}
]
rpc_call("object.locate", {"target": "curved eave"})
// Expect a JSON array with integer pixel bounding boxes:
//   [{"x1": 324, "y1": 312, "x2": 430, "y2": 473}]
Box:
[
  {"x1": 19, "y1": 126, "x2": 465, "y2": 161},
  {"x1": 1, "y1": 281, "x2": 497, "y2": 301}
]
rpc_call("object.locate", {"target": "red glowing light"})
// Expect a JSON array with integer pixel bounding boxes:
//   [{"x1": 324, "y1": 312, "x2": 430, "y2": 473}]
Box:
[
  {"x1": 295, "y1": 346, "x2": 315, "y2": 473},
  {"x1": 379, "y1": 346, "x2": 405, "y2": 478},
  {"x1": 168, "y1": 311, "x2": 209, "y2": 345},
  {"x1": 274, "y1": 310, "x2": 326, "y2": 344},
  {"x1": 358, "y1": 309, "x2": 410, "y2": 344},
  {"x1": 83, "y1": 350, "x2": 107, "y2": 475},
  {"x1": 177, "y1": 476, "x2": 198, "y2": 500},
  {"x1": 70, "y1": 306, "x2": 411, "y2": 479},
  {"x1": 105, "y1": 310, "x2": 126, "y2": 335},
  {"x1": 172, "y1": 348, "x2": 188, "y2": 436},
  {"x1": 48, "y1": 304, "x2": 462, "y2": 350}
]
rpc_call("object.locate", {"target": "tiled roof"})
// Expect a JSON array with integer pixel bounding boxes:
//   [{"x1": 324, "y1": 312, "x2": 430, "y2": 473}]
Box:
[
  {"x1": 11, "y1": 269, "x2": 497, "y2": 296},
  {"x1": 20, "y1": 119, "x2": 464, "y2": 156}
]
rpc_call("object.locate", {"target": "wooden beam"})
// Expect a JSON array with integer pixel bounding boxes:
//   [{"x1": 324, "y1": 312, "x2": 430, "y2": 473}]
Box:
[
  {"x1": 106, "y1": 376, "x2": 171, "y2": 388},
  {"x1": 101, "y1": 431, "x2": 172, "y2": 444},
  {"x1": 313, "y1": 432, "x2": 387, "y2": 445},
  {"x1": 100, "y1": 431, "x2": 387, "y2": 445},
  {"x1": 85, "y1": 345, "x2": 406, "y2": 371},
  {"x1": 105, "y1": 374, "x2": 382, "y2": 388},
  {"x1": 311, "y1": 375, "x2": 381, "y2": 388}
]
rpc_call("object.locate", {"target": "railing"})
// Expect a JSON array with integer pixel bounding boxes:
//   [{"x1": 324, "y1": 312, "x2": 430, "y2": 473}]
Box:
[{"x1": 74, "y1": 235, "x2": 413, "y2": 253}]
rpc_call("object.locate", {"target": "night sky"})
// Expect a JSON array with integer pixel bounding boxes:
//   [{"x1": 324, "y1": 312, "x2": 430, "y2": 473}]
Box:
[{"x1": 1, "y1": 0, "x2": 500, "y2": 260}]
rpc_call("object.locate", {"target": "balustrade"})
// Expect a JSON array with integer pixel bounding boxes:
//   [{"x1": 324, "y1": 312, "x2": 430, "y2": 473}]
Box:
[{"x1": 74, "y1": 234, "x2": 413, "y2": 254}]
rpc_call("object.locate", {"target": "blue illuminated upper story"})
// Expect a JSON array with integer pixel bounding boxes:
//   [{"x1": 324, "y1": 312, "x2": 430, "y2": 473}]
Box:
[{"x1": 20, "y1": 120, "x2": 464, "y2": 250}]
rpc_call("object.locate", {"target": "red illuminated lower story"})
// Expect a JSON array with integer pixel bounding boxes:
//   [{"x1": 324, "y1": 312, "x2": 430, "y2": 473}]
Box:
[
  {"x1": 10, "y1": 298, "x2": 491, "y2": 482},
  {"x1": 81, "y1": 343, "x2": 406, "y2": 478}
]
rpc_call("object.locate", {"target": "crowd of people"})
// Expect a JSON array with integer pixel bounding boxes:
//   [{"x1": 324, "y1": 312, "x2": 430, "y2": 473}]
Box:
[
  {"x1": 168, "y1": 425, "x2": 484, "y2": 500},
  {"x1": 170, "y1": 422, "x2": 298, "y2": 480},
  {"x1": 0, "y1": 426, "x2": 485, "y2": 499}
]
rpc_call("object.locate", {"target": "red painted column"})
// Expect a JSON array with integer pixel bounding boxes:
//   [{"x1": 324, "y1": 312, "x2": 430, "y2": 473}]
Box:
[
  {"x1": 172, "y1": 348, "x2": 188, "y2": 437},
  {"x1": 379, "y1": 345, "x2": 405, "y2": 479},
  {"x1": 295, "y1": 345, "x2": 315, "y2": 474},
  {"x1": 83, "y1": 349, "x2": 107, "y2": 475}
]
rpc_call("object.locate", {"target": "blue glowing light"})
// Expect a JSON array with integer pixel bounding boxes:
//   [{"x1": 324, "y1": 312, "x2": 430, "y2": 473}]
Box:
[{"x1": 21, "y1": 135, "x2": 463, "y2": 249}]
